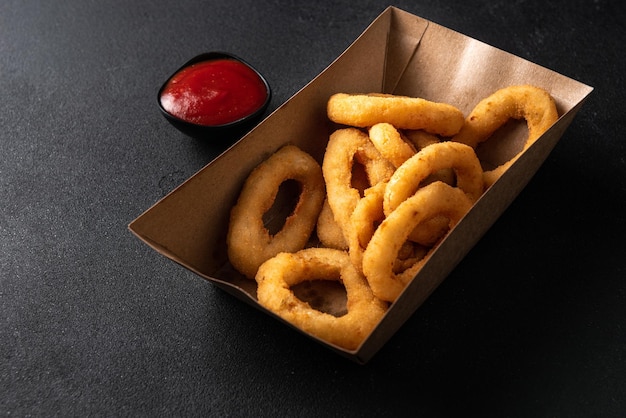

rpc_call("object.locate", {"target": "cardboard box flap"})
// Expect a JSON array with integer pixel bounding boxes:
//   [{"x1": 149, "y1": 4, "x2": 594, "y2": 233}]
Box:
[
  {"x1": 383, "y1": 8, "x2": 429, "y2": 92},
  {"x1": 392, "y1": 17, "x2": 593, "y2": 113}
]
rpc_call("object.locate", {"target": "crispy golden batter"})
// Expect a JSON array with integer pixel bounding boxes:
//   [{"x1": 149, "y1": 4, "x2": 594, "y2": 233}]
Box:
[
  {"x1": 316, "y1": 199, "x2": 348, "y2": 250},
  {"x1": 255, "y1": 248, "x2": 387, "y2": 351},
  {"x1": 322, "y1": 128, "x2": 394, "y2": 243},
  {"x1": 362, "y1": 182, "x2": 472, "y2": 302},
  {"x1": 327, "y1": 93, "x2": 465, "y2": 136},
  {"x1": 347, "y1": 181, "x2": 387, "y2": 275},
  {"x1": 384, "y1": 141, "x2": 484, "y2": 216},
  {"x1": 227, "y1": 145, "x2": 325, "y2": 279},
  {"x1": 368, "y1": 122, "x2": 416, "y2": 168},
  {"x1": 451, "y1": 85, "x2": 558, "y2": 187}
]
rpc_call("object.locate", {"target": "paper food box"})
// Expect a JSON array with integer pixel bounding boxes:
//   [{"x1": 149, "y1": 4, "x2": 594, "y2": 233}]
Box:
[{"x1": 129, "y1": 7, "x2": 593, "y2": 363}]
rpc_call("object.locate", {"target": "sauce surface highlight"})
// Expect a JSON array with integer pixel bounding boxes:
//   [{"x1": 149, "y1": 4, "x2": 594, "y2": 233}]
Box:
[{"x1": 160, "y1": 58, "x2": 268, "y2": 126}]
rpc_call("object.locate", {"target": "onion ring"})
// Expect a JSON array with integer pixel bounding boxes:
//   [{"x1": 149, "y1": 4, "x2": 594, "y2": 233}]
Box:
[
  {"x1": 255, "y1": 247, "x2": 388, "y2": 350},
  {"x1": 322, "y1": 128, "x2": 394, "y2": 241},
  {"x1": 393, "y1": 242, "x2": 429, "y2": 275},
  {"x1": 451, "y1": 85, "x2": 558, "y2": 187},
  {"x1": 362, "y1": 181, "x2": 473, "y2": 302},
  {"x1": 368, "y1": 123, "x2": 416, "y2": 168},
  {"x1": 347, "y1": 182, "x2": 435, "y2": 270},
  {"x1": 403, "y1": 129, "x2": 441, "y2": 150},
  {"x1": 403, "y1": 130, "x2": 456, "y2": 187},
  {"x1": 327, "y1": 93, "x2": 465, "y2": 136},
  {"x1": 347, "y1": 181, "x2": 387, "y2": 274},
  {"x1": 227, "y1": 145, "x2": 325, "y2": 279},
  {"x1": 389, "y1": 134, "x2": 457, "y2": 246},
  {"x1": 383, "y1": 141, "x2": 484, "y2": 216},
  {"x1": 362, "y1": 151, "x2": 396, "y2": 186},
  {"x1": 407, "y1": 215, "x2": 450, "y2": 247},
  {"x1": 316, "y1": 199, "x2": 348, "y2": 250}
]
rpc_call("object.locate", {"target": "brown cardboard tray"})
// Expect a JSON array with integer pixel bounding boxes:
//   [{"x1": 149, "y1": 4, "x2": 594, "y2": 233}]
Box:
[{"x1": 129, "y1": 7, "x2": 593, "y2": 363}]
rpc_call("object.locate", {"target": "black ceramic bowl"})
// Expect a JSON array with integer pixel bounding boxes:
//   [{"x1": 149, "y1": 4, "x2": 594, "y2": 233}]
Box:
[{"x1": 157, "y1": 52, "x2": 271, "y2": 141}]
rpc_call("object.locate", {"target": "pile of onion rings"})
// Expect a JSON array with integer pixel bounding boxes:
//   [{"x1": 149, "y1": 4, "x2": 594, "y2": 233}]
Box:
[{"x1": 226, "y1": 85, "x2": 558, "y2": 350}]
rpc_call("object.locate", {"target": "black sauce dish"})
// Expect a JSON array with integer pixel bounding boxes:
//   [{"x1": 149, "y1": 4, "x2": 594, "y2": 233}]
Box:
[{"x1": 157, "y1": 52, "x2": 272, "y2": 141}]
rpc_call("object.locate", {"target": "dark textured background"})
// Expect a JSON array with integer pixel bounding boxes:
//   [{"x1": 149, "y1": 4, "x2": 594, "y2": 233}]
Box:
[{"x1": 2, "y1": 1, "x2": 625, "y2": 416}]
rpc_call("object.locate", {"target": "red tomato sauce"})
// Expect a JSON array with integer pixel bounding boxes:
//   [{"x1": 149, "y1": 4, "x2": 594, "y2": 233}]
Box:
[{"x1": 160, "y1": 58, "x2": 268, "y2": 126}]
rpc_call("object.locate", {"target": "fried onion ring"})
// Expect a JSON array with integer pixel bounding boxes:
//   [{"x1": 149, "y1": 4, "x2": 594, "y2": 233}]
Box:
[
  {"x1": 383, "y1": 141, "x2": 484, "y2": 216},
  {"x1": 327, "y1": 93, "x2": 465, "y2": 136},
  {"x1": 347, "y1": 182, "x2": 387, "y2": 274},
  {"x1": 227, "y1": 145, "x2": 325, "y2": 279},
  {"x1": 255, "y1": 248, "x2": 388, "y2": 350},
  {"x1": 368, "y1": 123, "x2": 416, "y2": 168},
  {"x1": 403, "y1": 129, "x2": 441, "y2": 150},
  {"x1": 451, "y1": 85, "x2": 559, "y2": 187},
  {"x1": 348, "y1": 181, "x2": 444, "y2": 270},
  {"x1": 322, "y1": 128, "x2": 394, "y2": 240},
  {"x1": 407, "y1": 215, "x2": 450, "y2": 247},
  {"x1": 362, "y1": 182, "x2": 473, "y2": 302},
  {"x1": 403, "y1": 130, "x2": 456, "y2": 187},
  {"x1": 316, "y1": 199, "x2": 348, "y2": 250},
  {"x1": 362, "y1": 151, "x2": 396, "y2": 186}
]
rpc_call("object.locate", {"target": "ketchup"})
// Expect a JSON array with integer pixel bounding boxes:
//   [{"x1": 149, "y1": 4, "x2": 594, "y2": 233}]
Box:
[{"x1": 160, "y1": 58, "x2": 268, "y2": 126}]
